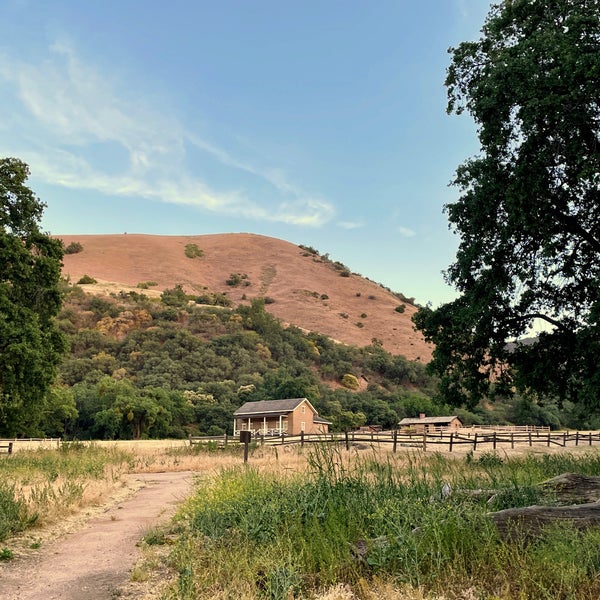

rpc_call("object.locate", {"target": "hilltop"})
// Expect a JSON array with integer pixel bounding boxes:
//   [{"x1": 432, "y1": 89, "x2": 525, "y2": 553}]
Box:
[{"x1": 58, "y1": 233, "x2": 431, "y2": 361}]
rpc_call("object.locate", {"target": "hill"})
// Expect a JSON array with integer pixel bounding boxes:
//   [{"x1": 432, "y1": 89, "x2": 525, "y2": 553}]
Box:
[{"x1": 58, "y1": 233, "x2": 431, "y2": 361}]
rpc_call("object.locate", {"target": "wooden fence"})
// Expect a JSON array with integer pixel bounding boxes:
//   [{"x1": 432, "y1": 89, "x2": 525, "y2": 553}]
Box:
[
  {"x1": 0, "y1": 437, "x2": 61, "y2": 453},
  {"x1": 190, "y1": 430, "x2": 600, "y2": 453}
]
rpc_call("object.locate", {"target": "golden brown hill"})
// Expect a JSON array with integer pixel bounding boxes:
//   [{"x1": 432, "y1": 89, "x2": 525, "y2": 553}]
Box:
[{"x1": 58, "y1": 233, "x2": 431, "y2": 361}]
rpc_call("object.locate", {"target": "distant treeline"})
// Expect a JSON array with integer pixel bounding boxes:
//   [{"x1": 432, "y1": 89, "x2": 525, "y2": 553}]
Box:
[{"x1": 30, "y1": 283, "x2": 591, "y2": 440}]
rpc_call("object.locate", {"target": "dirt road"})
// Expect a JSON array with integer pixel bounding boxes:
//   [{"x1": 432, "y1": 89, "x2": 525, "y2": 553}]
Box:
[{"x1": 0, "y1": 471, "x2": 195, "y2": 600}]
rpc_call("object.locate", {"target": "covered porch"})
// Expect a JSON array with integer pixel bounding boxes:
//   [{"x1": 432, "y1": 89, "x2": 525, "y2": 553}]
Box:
[{"x1": 233, "y1": 412, "x2": 290, "y2": 436}]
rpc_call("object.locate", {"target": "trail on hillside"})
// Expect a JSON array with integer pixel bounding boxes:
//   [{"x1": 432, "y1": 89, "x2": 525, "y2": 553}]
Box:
[{"x1": 0, "y1": 471, "x2": 195, "y2": 600}]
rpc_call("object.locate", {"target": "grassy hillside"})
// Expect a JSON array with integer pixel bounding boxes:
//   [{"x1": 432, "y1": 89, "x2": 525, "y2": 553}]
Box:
[{"x1": 58, "y1": 233, "x2": 431, "y2": 361}]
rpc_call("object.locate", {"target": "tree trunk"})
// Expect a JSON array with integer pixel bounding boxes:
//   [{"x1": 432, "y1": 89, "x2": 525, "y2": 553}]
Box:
[
  {"x1": 489, "y1": 501, "x2": 600, "y2": 540},
  {"x1": 539, "y1": 472, "x2": 600, "y2": 504},
  {"x1": 490, "y1": 473, "x2": 600, "y2": 540}
]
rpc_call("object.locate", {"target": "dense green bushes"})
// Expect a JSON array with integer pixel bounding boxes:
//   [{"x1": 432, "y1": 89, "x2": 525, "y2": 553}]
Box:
[
  {"x1": 46, "y1": 286, "x2": 586, "y2": 439},
  {"x1": 51, "y1": 290, "x2": 444, "y2": 438}
]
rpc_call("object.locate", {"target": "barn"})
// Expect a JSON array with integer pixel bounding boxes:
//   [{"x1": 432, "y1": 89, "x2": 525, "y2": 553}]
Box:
[{"x1": 398, "y1": 414, "x2": 462, "y2": 433}]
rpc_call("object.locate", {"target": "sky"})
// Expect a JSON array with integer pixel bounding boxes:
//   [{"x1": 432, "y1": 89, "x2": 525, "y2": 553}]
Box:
[{"x1": 0, "y1": 0, "x2": 492, "y2": 307}]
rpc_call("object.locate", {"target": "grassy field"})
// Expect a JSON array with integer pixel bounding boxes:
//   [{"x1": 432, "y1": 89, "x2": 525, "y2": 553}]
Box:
[{"x1": 2, "y1": 441, "x2": 600, "y2": 599}]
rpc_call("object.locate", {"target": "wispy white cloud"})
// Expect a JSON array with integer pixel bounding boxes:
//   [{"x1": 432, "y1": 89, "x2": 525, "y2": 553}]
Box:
[
  {"x1": 337, "y1": 220, "x2": 364, "y2": 230},
  {"x1": 398, "y1": 226, "x2": 416, "y2": 238},
  {"x1": 0, "y1": 42, "x2": 335, "y2": 227}
]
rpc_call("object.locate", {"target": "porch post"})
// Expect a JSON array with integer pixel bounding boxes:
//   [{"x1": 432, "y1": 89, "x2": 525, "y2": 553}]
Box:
[
  {"x1": 247, "y1": 417, "x2": 251, "y2": 433},
  {"x1": 233, "y1": 418, "x2": 237, "y2": 436},
  {"x1": 263, "y1": 416, "x2": 267, "y2": 435},
  {"x1": 279, "y1": 414, "x2": 282, "y2": 434}
]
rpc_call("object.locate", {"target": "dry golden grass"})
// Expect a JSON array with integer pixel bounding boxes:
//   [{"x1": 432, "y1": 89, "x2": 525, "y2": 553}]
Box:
[{"x1": 58, "y1": 233, "x2": 432, "y2": 360}]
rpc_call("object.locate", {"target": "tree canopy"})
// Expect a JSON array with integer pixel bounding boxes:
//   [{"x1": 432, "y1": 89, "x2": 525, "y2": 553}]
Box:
[
  {"x1": 414, "y1": 0, "x2": 600, "y2": 408},
  {"x1": 0, "y1": 158, "x2": 67, "y2": 435}
]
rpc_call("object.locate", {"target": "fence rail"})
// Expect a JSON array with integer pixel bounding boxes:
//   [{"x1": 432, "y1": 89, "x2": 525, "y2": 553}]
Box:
[
  {"x1": 190, "y1": 430, "x2": 600, "y2": 453},
  {"x1": 0, "y1": 437, "x2": 61, "y2": 453},
  {"x1": 466, "y1": 424, "x2": 550, "y2": 432}
]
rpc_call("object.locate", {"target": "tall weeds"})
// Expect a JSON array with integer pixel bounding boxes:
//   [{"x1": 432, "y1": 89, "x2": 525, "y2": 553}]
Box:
[
  {"x1": 0, "y1": 443, "x2": 131, "y2": 541},
  {"x1": 164, "y1": 448, "x2": 600, "y2": 599}
]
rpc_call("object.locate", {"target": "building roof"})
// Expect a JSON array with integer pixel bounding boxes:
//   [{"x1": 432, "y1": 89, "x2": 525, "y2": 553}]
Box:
[
  {"x1": 313, "y1": 415, "x2": 333, "y2": 425},
  {"x1": 398, "y1": 416, "x2": 461, "y2": 426},
  {"x1": 234, "y1": 398, "x2": 314, "y2": 417}
]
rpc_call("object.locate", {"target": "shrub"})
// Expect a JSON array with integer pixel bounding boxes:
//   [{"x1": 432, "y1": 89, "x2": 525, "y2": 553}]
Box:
[
  {"x1": 226, "y1": 273, "x2": 250, "y2": 287},
  {"x1": 395, "y1": 292, "x2": 416, "y2": 305},
  {"x1": 263, "y1": 296, "x2": 275, "y2": 304},
  {"x1": 137, "y1": 281, "x2": 158, "y2": 289},
  {"x1": 320, "y1": 294, "x2": 329, "y2": 300},
  {"x1": 360, "y1": 313, "x2": 367, "y2": 319},
  {"x1": 161, "y1": 284, "x2": 188, "y2": 307},
  {"x1": 356, "y1": 322, "x2": 364, "y2": 328},
  {"x1": 395, "y1": 304, "x2": 406, "y2": 313},
  {"x1": 64, "y1": 241, "x2": 83, "y2": 255},
  {"x1": 185, "y1": 243, "x2": 204, "y2": 259},
  {"x1": 341, "y1": 373, "x2": 360, "y2": 390},
  {"x1": 195, "y1": 292, "x2": 232, "y2": 307},
  {"x1": 77, "y1": 275, "x2": 97, "y2": 285},
  {"x1": 298, "y1": 244, "x2": 319, "y2": 255}
]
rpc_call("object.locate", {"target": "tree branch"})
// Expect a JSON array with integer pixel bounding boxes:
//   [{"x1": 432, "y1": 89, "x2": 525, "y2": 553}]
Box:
[{"x1": 507, "y1": 313, "x2": 567, "y2": 331}]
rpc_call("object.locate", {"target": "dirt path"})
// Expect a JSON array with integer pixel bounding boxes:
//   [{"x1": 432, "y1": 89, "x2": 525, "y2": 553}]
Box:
[{"x1": 0, "y1": 471, "x2": 195, "y2": 600}]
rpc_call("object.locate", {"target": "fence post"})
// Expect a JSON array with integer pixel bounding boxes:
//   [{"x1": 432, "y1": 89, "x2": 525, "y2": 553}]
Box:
[
  {"x1": 562, "y1": 432, "x2": 566, "y2": 447},
  {"x1": 473, "y1": 433, "x2": 478, "y2": 451},
  {"x1": 590, "y1": 432, "x2": 593, "y2": 446},
  {"x1": 393, "y1": 430, "x2": 397, "y2": 453},
  {"x1": 345, "y1": 430, "x2": 350, "y2": 451},
  {"x1": 511, "y1": 433, "x2": 514, "y2": 449},
  {"x1": 576, "y1": 431, "x2": 579, "y2": 446},
  {"x1": 449, "y1": 432, "x2": 454, "y2": 452},
  {"x1": 547, "y1": 433, "x2": 551, "y2": 447},
  {"x1": 529, "y1": 432, "x2": 532, "y2": 446},
  {"x1": 493, "y1": 431, "x2": 497, "y2": 450},
  {"x1": 422, "y1": 433, "x2": 427, "y2": 452},
  {"x1": 239, "y1": 431, "x2": 251, "y2": 463},
  {"x1": 301, "y1": 431, "x2": 305, "y2": 448}
]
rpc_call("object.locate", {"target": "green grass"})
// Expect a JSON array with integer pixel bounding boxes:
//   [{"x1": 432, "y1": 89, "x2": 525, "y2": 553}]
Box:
[
  {"x1": 0, "y1": 482, "x2": 31, "y2": 541},
  {"x1": 162, "y1": 448, "x2": 600, "y2": 599},
  {"x1": 0, "y1": 443, "x2": 132, "y2": 542}
]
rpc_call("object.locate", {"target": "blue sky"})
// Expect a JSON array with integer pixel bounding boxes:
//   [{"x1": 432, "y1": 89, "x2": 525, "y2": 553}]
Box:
[{"x1": 0, "y1": 0, "x2": 491, "y2": 307}]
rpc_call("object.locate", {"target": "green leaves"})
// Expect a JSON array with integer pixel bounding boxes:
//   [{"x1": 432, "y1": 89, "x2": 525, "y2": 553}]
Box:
[
  {"x1": 415, "y1": 0, "x2": 600, "y2": 407},
  {"x1": 0, "y1": 158, "x2": 67, "y2": 436}
]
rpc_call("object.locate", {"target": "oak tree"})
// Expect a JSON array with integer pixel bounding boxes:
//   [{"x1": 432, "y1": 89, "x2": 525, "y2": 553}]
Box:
[
  {"x1": 0, "y1": 158, "x2": 67, "y2": 435},
  {"x1": 414, "y1": 0, "x2": 600, "y2": 409}
]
